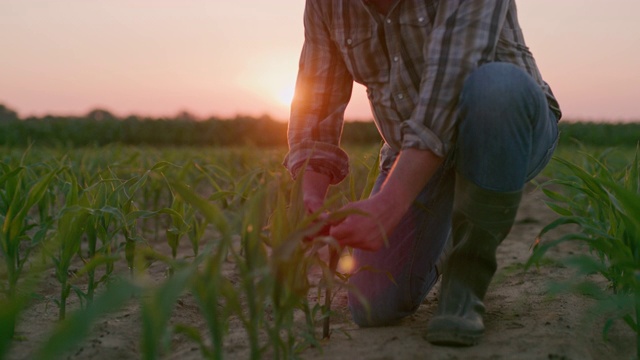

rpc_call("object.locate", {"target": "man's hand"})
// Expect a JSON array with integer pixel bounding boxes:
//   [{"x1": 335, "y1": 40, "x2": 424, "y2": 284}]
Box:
[
  {"x1": 330, "y1": 148, "x2": 444, "y2": 250},
  {"x1": 329, "y1": 193, "x2": 403, "y2": 251},
  {"x1": 301, "y1": 170, "x2": 332, "y2": 239}
]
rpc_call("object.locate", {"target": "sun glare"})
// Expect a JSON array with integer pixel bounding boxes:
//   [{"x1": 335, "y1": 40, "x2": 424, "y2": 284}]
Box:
[
  {"x1": 261, "y1": 66, "x2": 296, "y2": 108},
  {"x1": 277, "y1": 85, "x2": 295, "y2": 107},
  {"x1": 238, "y1": 54, "x2": 298, "y2": 117}
]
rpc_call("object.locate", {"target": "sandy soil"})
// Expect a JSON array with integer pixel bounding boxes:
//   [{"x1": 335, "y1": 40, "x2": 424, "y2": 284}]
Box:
[{"x1": 7, "y1": 183, "x2": 636, "y2": 360}]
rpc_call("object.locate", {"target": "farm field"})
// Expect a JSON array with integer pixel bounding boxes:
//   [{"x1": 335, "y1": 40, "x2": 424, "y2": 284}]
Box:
[{"x1": 1, "y1": 144, "x2": 637, "y2": 360}]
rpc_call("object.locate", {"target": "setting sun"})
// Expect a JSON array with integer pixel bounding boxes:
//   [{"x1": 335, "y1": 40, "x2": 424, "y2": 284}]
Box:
[
  {"x1": 277, "y1": 84, "x2": 296, "y2": 108},
  {"x1": 237, "y1": 53, "x2": 299, "y2": 117}
]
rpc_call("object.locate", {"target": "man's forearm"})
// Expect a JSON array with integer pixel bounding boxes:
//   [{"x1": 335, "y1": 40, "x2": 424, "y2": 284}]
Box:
[
  {"x1": 375, "y1": 148, "x2": 444, "y2": 214},
  {"x1": 327, "y1": 148, "x2": 444, "y2": 250},
  {"x1": 302, "y1": 170, "x2": 331, "y2": 214}
]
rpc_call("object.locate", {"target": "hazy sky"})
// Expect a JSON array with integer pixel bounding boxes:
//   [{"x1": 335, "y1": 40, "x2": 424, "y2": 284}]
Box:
[{"x1": 1, "y1": 1, "x2": 639, "y2": 122}]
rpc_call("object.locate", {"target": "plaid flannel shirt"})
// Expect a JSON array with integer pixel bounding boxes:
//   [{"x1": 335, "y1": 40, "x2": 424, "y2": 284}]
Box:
[{"x1": 285, "y1": 0, "x2": 561, "y2": 184}]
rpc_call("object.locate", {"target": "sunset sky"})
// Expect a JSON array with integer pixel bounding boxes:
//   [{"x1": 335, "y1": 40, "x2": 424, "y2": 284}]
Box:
[{"x1": 1, "y1": 1, "x2": 639, "y2": 122}]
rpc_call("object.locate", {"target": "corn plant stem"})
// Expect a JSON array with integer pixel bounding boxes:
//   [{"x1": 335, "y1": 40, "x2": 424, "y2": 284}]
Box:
[
  {"x1": 271, "y1": 271, "x2": 283, "y2": 360},
  {"x1": 125, "y1": 238, "x2": 135, "y2": 277},
  {"x1": 58, "y1": 275, "x2": 67, "y2": 321},
  {"x1": 237, "y1": 227, "x2": 262, "y2": 359},
  {"x1": 87, "y1": 232, "x2": 97, "y2": 303},
  {"x1": 4, "y1": 253, "x2": 19, "y2": 338},
  {"x1": 87, "y1": 271, "x2": 95, "y2": 302},
  {"x1": 323, "y1": 248, "x2": 339, "y2": 339},
  {"x1": 243, "y1": 258, "x2": 260, "y2": 360},
  {"x1": 6, "y1": 254, "x2": 18, "y2": 299},
  {"x1": 197, "y1": 273, "x2": 224, "y2": 360},
  {"x1": 636, "y1": 294, "x2": 639, "y2": 360}
]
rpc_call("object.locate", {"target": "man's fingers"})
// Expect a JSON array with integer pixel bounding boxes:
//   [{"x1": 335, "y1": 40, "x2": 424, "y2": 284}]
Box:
[
  {"x1": 329, "y1": 218, "x2": 357, "y2": 247},
  {"x1": 329, "y1": 215, "x2": 386, "y2": 251},
  {"x1": 302, "y1": 211, "x2": 331, "y2": 242}
]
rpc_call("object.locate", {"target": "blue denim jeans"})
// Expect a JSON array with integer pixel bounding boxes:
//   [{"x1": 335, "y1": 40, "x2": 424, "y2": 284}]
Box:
[{"x1": 348, "y1": 62, "x2": 559, "y2": 326}]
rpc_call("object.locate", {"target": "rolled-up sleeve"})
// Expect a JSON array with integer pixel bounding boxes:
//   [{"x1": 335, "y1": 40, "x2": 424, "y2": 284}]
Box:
[
  {"x1": 284, "y1": 0, "x2": 354, "y2": 184},
  {"x1": 402, "y1": 0, "x2": 511, "y2": 157}
]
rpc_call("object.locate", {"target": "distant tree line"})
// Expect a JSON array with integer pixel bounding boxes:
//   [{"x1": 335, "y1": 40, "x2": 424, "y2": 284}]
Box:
[
  {"x1": 556, "y1": 121, "x2": 640, "y2": 148},
  {"x1": 0, "y1": 104, "x2": 638, "y2": 148},
  {"x1": 0, "y1": 104, "x2": 380, "y2": 148}
]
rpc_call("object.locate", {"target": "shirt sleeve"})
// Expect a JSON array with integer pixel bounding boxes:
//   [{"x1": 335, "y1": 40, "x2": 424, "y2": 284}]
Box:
[
  {"x1": 401, "y1": 0, "x2": 511, "y2": 157},
  {"x1": 284, "y1": 0, "x2": 354, "y2": 184}
]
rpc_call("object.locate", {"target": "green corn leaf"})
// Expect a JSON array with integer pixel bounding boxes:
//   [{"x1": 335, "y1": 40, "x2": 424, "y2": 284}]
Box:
[
  {"x1": 606, "y1": 182, "x2": 640, "y2": 223},
  {"x1": 124, "y1": 209, "x2": 169, "y2": 224},
  {"x1": 348, "y1": 171, "x2": 357, "y2": 202},
  {"x1": 270, "y1": 222, "x2": 327, "y2": 262},
  {"x1": 5, "y1": 167, "x2": 62, "y2": 241},
  {"x1": 170, "y1": 182, "x2": 229, "y2": 236},
  {"x1": 200, "y1": 163, "x2": 233, "y2": 191},
  {"x1": 234, "y1": 168, "x2": 262, "y2": 201},
  {"x1": 562, "y1": 254, "x2": 609, "y2": 276},
  {"x1": 0, "y1": 166, "x2": 23, "y2": 188},
  {"x1": 208, "y1": 190, "x2": 235, "y2": 203},
  {"x1": 74, "y1": 253, "x2": 121, "y2": 278},
  {"x1": 541, "y1": 188, "x2": 573, "y2": 204},
  {"x1": 360, "y1": 148, "x2": 380, "y2": 201},
  {"x1": 555, "y1": 157, "x2": 609, "y2": 202},
  {"x1": 582, "y1": 152, "x2": 616, "y2": 183},
  {"x1": 623, "y1": 314, "x2": 639, "y2": 333},
  {"x1": 536, "y1": 216, "x2": 589, "y2": 238},
  {"x1": 630, "y1": 143, "x2": 639, "y2": 193},
  {"x1": 127, "y1": 173, "x2": 149, "y2": 200},
  {"x1": 545, "y1": 202, "x2": 574, "y2": 216},
  {"x1": 548, "y1": 178, "x2": 599, "y2": 200},
  {"x1": 526, "y1": 232, "x2": 593, "y2": 269},
  {"x1": 96, "y1": 205, "x2": 125, "y2": 219},
  {"x1": 150, "y1": 161, "x2": 178, "y2": 172}
]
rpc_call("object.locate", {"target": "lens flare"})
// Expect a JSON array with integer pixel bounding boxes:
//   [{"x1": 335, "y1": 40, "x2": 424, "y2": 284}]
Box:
[{"x1": 337, "y1": 254, "x2": 355, "y2": 273}]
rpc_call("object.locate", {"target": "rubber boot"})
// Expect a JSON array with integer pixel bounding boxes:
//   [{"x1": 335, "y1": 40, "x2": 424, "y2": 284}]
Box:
[{"x1": 425, "y1": 175, "x2": 522, "y2": 346}]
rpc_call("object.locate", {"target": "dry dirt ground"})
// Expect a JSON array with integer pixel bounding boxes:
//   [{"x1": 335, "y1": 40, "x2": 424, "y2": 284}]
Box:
[{"x1": 7, "y1": 183, "x2": 636, "y2": 360}]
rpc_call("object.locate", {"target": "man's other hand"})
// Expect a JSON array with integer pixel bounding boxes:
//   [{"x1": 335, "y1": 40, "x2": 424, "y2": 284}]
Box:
[{"x1": 329, "y1": 193, "x2": 403, "y2": 251}]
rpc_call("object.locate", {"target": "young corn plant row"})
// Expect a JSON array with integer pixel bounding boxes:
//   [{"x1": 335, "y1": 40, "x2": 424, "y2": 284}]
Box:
[
  {"x1": 528, "y1": 145, "x2": 640, "y2": 358},
  {"x1": 0, "y1": 145, "x2": 380, "y2": 359}
]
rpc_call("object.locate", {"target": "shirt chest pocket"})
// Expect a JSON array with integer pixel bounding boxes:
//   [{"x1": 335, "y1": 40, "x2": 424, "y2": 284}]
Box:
[
  {"x1": 397, "y1": 8, "x2": 432, "y2": 69},
  {"x1": 332, "y1": 27, "x2": 388, "y2": 84}
]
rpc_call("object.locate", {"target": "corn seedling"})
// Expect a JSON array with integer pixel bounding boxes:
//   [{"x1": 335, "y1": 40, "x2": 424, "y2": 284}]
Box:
[
  {"x1": 528, "y1": 146, "x2": 640, "y2": 358},
  {"x1": 1, "y1": 160, "x2": 64, "y2": 335},
  {"x1": 49, "y1": 170, "x2": 91, "y2": 320},
  {"x1": 171, "y1": 181, "x2": 233, "y2": 359}
]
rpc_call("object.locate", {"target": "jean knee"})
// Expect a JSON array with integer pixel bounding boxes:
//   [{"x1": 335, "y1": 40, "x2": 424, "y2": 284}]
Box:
[
  {"x1": 462, "y1": 62, "x2": 535, "y2": 104},
  {"x1": 459, "y1": 62, "x2": 542, "y2": 131}
]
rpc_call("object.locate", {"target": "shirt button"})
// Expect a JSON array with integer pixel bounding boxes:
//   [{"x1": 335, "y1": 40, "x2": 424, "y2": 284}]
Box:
[
  {"x1": 418, "y1": 17, "x2": 425, "y2": 22},
  {"x1": 393, "y1": 56, "x2": 399, "y2": 62},
  {"x1": 397, "y1": 94, "x2": 404, "y2": 100},
  {"x1": 346, "y1": 38, "x2": 353, "y2": 45},
  {"x1": 386, "y1": 19, "x2": 392, "y2": 24}
]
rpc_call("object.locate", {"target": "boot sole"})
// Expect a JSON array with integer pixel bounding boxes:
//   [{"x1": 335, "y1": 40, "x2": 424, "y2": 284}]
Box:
[
  {"x1": 425, "y1": 330, "x2": 482, "y2": 347},
  {"x1": 425, "y1": 316, "x2": 484, "y2": 347}
]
